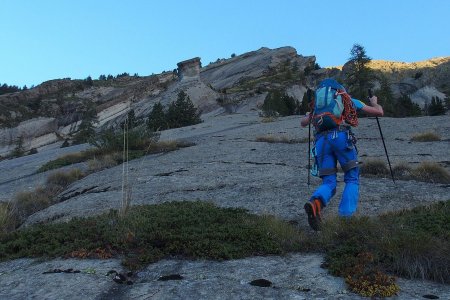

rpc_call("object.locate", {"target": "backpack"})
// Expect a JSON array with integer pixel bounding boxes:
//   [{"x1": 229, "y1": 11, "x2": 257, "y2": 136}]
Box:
[{"x1": 311, "y1": 78, "x2": 358, "y2": 131}]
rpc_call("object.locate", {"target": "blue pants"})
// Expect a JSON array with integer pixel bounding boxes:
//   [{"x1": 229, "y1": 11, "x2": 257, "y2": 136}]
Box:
[{"x1": 310, "y1": 130, "x2": 360, "y2": 216}]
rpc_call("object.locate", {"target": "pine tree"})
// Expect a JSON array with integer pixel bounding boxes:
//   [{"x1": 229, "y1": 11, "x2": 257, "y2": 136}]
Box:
[
  {"x1": 147, "y1": 102, "x2": 167, "y2": 131},
  {"x1": 73, "y1": 100, "x2": 98, "y2": 144},
  {"x1": 121, "y1": 109, "x2": 140, "y2": 129},
  {"x1": 376, "y1": 76, "x2": 396, "y2": 116},
  {"x1": 262, "y1": 89, "x2": 298, "y2": 117},
  {"x1": 427, "y1": 96, "x2": 446, "y2": 116},
  {"x1": 11, "y1": 136, "x2": 26, "y2": 157},
  {"x1": 395, "y1": 94, "x2": 421, "y2": 117},
  {"x1": 166, "y1": 91, "x2": 202, "y2": 128},
  {"x1": 345, "y1": 44, "x2": 374, "y2": 100}
]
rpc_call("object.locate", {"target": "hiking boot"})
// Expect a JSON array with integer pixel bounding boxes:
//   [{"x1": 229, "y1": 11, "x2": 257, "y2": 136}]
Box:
[{"x1": 304, "y1": 199, "x2": 323, "y2": 231}]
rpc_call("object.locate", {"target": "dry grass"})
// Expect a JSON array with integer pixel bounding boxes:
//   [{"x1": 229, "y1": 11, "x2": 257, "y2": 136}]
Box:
[
  {"x1": 87, "y1": 154, "x2": 119, "y2": 172},
  {"x1": 392, "y1": 162, "x2": 414, "y2": 178},
  {"x1": 0, "y1": 202, "x2": 15, "y2": 233},
  {"x1": 261, "y1": 116, "x2": 276, "y2": 123},
  {"x1": 410, "y1": 132, "x2": 441, "y2": 142},
  {"x1": 362, "y1": 160, "x2": 450, "y2": 184},
  {"x1": 360, "y1": 159, "x2": 389, "y2": 176},
  {"x1": 255, "y1": 135, "x2": 304, "y2": 144},
  {"x1": 412, "y1": 162, "x2": 450, "y2": 184},
  {"x1": 13, "y1": 188, "x2": 54, "y2": 222},
  {"x1": 46, "y1": 169, "x2": 85, "y2": 187},
  {"x1": 2, "y1": 168, "x2": 86, "y2": 231}
]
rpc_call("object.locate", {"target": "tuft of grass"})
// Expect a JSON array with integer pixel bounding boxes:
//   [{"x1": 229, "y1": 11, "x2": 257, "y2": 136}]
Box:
[
  {"x1": 12, "y1": 188, "x2": 54, "y2": 222},
  {"x1": 0, "y1": 202, "x2": 15, "y2": 233},
  {"x1": 360, "y1": 159, "x2": 389, "y2": 176},
  {"x1": 392, "y1": 162, "x2": 413, "y2": 178},
  {"x1": 260, "y1": 116, "x2": 276, "y2": 123},
  {"x1": 255, "y1": 135, "x2": 304, "y2": 144},
  {"x1": 87, "y1": 154, "x2": 119, "y2": 172},
  {"x1": 46, "y1": 169, "x2": 85, "y2": 188},
  {"x1": 0, "y1": 201, "x2": 306, "y2": 270},
  {"x1": 410, "y1": 132, "x2": 441, "y2": 142},
  {"x1": 412, "y1": 162, "x2": 450, "y2": 184}
]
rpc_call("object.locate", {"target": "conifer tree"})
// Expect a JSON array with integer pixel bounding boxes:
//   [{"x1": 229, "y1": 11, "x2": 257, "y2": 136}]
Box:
[
  {"x1": 345, "y1": 44, "x2": 374, "y2": 100},
  {"x1": 376, "y1": 76, "x2": 396, "y2": 116},
  {"x1": 427, "y1": 96, "x2": 446, "y2": 116},
  {"x1": 147, "y1": 102, "x2": 167, "y2": 131},
  {"x1": 73, "y1": 100, "x2": 98, "y2": 144},
  {"x1": 166, "y1": 91, "x2": 202, "y2": 128}
]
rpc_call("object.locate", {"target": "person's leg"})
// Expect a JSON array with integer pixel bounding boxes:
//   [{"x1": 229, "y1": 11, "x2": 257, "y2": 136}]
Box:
[
  {"x1": 305, "y1": 134, "x2": 337, "y2": 230},
  {"x1": 334, "y1": 132, "x2": 360, "y2": 216},
  {"x1": 310, "y1": 174, "x2": 337, "y2": 206}
]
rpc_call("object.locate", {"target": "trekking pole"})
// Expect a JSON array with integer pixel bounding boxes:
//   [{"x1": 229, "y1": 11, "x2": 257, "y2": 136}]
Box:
[
  {"x1": 307, "y1": 88, "x2": 312, "y2": 187},
  {"x1": 368, "y1": 89, "x2": 395, "y2": 184}
]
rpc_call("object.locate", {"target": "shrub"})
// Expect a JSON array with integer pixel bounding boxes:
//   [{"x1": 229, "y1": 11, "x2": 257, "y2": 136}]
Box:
[
  {"x1": 38, "y1": 152, "x2": 93, "y2": 173},
  {"x1": 319, "y1": 200, "x2": 450, "y2": 289},
  {"x1": 410, "y1": 132, "x2": 441, "y2": 142},
  {"x1": 379, "y1": 201, "x2": 450, "y2": 283},
  {"x1": 0, "y1": 201, "x2": 306, "y2": 269}
]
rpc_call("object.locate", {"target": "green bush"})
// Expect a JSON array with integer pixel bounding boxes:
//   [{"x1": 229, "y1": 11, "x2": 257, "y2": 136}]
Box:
[
  {"x1": 319, "y1": 201, "x2": 450, "y2": 296},
  {"x1": 38, "y1": 151, "x2": 94, "y2": 173},
  {"x1": 0, "y1": 201, "x2": 306, "y2": 269}
]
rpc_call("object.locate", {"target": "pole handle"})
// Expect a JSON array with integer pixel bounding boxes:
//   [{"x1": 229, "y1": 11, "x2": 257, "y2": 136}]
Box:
[{"x1": 368, "y1": 89, "x2": 373, "y2": 98}]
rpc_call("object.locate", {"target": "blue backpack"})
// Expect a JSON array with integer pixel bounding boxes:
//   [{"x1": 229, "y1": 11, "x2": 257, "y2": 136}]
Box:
[{"x1": 312, "y1": 79, "x2": 347, "y2": 131}]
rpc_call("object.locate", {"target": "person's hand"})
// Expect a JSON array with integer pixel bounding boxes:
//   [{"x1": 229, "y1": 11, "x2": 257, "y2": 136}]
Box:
[{"x1": 369, "y1": 96, "x2": 378, "y2": 106}]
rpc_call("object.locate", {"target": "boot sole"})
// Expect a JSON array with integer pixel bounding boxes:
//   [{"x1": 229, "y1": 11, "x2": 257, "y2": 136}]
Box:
[{"x1": 304, "y1": 202, "x2": 321, "y2": 231}]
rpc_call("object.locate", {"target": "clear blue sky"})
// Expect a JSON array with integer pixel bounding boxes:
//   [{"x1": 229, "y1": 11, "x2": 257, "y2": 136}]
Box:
[{"x1": 1, "y1": 0, "x2": 449, "y2": 87}]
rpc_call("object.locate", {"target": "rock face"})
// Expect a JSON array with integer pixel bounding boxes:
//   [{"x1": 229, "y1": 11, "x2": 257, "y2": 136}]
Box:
[
  {"x1": 177, "y1": 57, "x2": 201, "y2": 80},
  {"x1": 0, "y1": 47, "x2": 448, "y2": 156},
  {"x1": 200, "y1": 46, "x2": 315, "y2": 90},
  {"x1": 0, "y1": 117, "x2": 58, "y2": 156}
]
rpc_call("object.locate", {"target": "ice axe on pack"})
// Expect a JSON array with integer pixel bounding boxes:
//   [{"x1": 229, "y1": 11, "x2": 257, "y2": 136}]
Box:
[{"x1": 368, "y1": 89, "x2": 395, "y2": 184}]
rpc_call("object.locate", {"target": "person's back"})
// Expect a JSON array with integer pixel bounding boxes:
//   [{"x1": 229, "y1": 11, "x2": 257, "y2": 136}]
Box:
[{"x1": 300, "y1": 78, "x2": 383, "y2": 230}]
